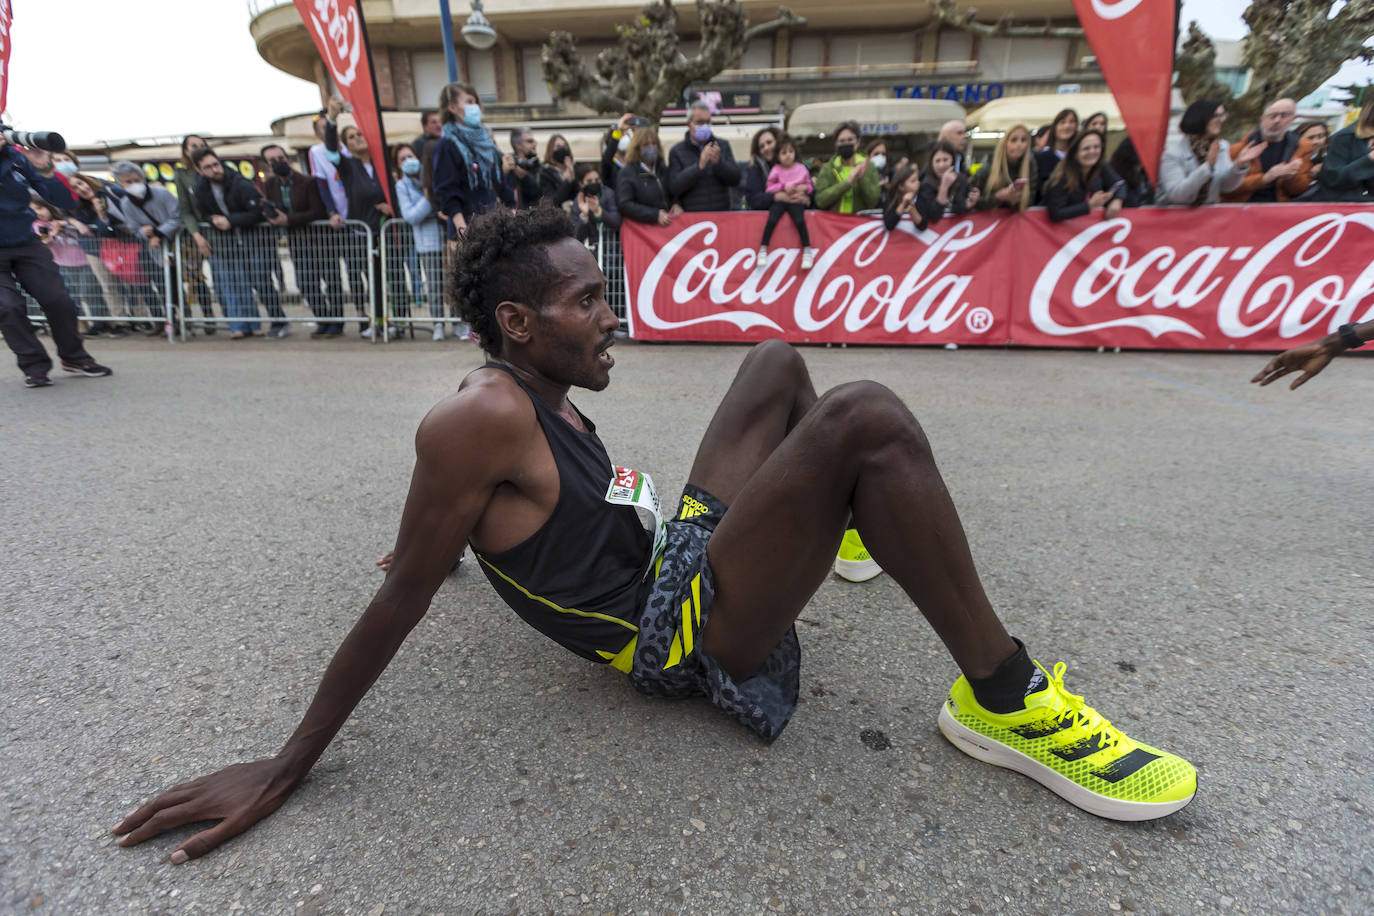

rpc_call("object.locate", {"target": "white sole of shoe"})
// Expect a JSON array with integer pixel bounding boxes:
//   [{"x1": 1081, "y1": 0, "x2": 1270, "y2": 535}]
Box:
[
  {"x1": 937, "y1": 705, "x2": 1195, "y2": 821},
  {"x1": 833, "y1": 556, "x2": 884, "y2": 582}
]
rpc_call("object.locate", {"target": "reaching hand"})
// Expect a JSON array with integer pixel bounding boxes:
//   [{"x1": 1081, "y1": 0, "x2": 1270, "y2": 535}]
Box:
[
  {"x1": 1250, "y1": 340, "x2": 1341, "y2": 390},
  {"x1": 112, "y1": 757, "x2": 300, "y2": 864},
  {"x1": 1234, "y1": 140, "x2": 1268, "y2": 166},
  {"x1": 326, "y1": 96, "x2": 345, "y2": 122},
  {"x1": 210, "y1": 215, "x2": 231, "y2": 231}
]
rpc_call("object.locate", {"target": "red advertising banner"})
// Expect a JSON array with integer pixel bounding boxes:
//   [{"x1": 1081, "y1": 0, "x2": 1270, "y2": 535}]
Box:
[
  {"x1": 1071, "y1": 0, "x2": 1176, "y2": 184},
  {"x1": 0, "y1": 1, "x2": 13, "y2": 115},
  {"x1": 621, "y1": 208, "x2": 1374, "y2": 351},
  {"x1": 294, "y1": 0, "x2": 393, "y2": 209}
]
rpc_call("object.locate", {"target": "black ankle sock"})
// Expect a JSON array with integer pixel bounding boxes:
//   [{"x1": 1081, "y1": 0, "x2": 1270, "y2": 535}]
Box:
[{"x1": 968, "y1": 639, "x2": 1043, "y2": 713}]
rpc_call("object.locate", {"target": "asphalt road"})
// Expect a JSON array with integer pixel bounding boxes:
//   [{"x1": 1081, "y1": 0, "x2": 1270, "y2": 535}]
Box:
[{"x1": 2, "y1": 333, "x2": 1371, "y2": 915}]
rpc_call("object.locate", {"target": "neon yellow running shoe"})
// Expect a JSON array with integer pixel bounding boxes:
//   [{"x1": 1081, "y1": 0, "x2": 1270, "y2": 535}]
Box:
[
  {"x1": 938, "y1": 661, "x2": 1197, "y2": 821},
  {"x1": 834, "y1": 529, "x2": 883, "y2": 582}
]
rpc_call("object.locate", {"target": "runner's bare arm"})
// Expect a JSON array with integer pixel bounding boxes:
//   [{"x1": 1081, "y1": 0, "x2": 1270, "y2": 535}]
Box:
[
  {"x1": 1251, "y1": 318, "x2": 1373, "y2": 389},
  {"x1": 112, "y1": 387, "x2": 533, "y2": 863}
]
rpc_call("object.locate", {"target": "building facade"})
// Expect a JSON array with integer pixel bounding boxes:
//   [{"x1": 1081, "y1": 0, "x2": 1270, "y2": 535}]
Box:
[{"x1": 250, "y1": 0, "x2": 1106, "y2": 124}]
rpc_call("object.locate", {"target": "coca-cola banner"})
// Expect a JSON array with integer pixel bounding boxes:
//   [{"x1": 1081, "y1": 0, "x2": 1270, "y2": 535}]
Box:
[
  {"x1": 1070, "y1": 0, "x2": 1176, "y2": 184},
  {"x1": 621, "y1": 209, "x2": 1374, "y2": 351},
  {"x1": 294, "y1": 0, "x2": 393, "y2": 210}
]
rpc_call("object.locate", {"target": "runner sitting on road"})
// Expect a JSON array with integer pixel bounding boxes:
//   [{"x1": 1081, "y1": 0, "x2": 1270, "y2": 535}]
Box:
[{"x1": 113, "y1": 207, "x2": 1197, "y2": 865}]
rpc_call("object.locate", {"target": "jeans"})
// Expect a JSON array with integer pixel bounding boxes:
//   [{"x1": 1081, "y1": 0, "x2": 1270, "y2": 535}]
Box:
[{"x1": 209, "y1": 251, "x2": 256, "y2": 333}]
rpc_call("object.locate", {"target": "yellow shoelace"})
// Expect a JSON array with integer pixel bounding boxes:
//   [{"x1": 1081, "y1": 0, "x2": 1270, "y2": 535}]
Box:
[{"x1": 1041, "y1": 661, "x2": 1126, "y2": 756}]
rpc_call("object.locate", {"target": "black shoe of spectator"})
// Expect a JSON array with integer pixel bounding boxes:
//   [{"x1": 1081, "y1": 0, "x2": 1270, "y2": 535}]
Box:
[
  {"x1": 82, "y1": 327, "x2": 103, "y2": 339},
  {"x1": 60, "y1": 360, "x2": 113, "y2": 378},
  {"x1": 24, "y1": 373, "x2": 53, "y2": 388},
  {"x1": 142, "y1": 323, "x2": 164, "y2": 337}
]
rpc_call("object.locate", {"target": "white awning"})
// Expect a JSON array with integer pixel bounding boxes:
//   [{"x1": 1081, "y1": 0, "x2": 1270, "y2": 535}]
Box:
[
  {"x1": 787, "y1": 99, "x2": 966, "y2": 139},
  {"x1": 966, "y1": 93, "x2": 1121, "y2": 134}
]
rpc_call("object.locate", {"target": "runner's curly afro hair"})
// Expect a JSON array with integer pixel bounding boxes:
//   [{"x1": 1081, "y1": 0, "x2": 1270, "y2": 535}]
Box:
[{"x1": 448, "y1": 206, "x2": 577, "y2": 355}]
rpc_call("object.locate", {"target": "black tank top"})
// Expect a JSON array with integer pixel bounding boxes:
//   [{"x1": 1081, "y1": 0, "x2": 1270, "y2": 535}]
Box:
[{"x1": 473, "y1": 363, "x2": 653, "y2": 664}]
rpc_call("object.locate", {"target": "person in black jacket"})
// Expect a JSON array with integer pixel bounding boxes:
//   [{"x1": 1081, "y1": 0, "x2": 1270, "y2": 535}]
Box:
[
  {"x1": 1107, "y1": 137, "x2": 1154, "y2": 208},
  {"x1": 540, "y1": 134, "x2": 579, "y2": 208},
  {"x1": 1043, "y1": 130, "x2": 1125, "y2": 222},
  {"x1": 430, "y1": 81, "x2": 514, "y2": 241},
  {"x1": 881, "y1": 164, "x2": 935, "y2": 233},
  {"x1": 261, "y1": 144, "x2": 343, "y2": 336},
  {"x1": 667, "y1": 102, "x2": 742, "y2": 212},
  {"x1": 1034, "y1": 108, "x2": 1079, "y2": 199},
  {"x1": 191, "y1": 147, "x2": 282, "y2": 338},
  {"x1": 917, "y1": 141, "x2": 979, "y2": 220},
  {"x1": 504, "y1": 127, "x2": 542, "y2": 210},
  {"x1": 615, "y1": 128, "x2": 680, "y2": 226},
  {"x1": 743, "y1": 126, "x2": 786, "y2": 211},
  {"x1": 322, "y1": 111, "x2": 393, "y2": 335}
]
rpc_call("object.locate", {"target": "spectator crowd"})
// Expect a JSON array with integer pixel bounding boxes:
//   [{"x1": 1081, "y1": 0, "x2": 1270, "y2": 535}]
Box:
[{"x1": 17, "y1": 84, "x2": 1374, "y2": 348}]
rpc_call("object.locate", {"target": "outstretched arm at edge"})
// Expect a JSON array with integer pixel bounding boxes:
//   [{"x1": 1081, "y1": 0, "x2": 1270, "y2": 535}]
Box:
[
  {"x1": 111, "y1": 385, "x2": 528, "y2": 863},
  {"x1": 1251, "y1": 319, "x2": 1374, "y2": 389}
]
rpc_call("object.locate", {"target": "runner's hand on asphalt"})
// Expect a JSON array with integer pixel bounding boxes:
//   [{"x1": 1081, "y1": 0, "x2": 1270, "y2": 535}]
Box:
[
  {"x1": 112, "y1": 757, "x2": 299, "y2": 864},
  {"x1": 1250, "y1": 339, "x2": 1341, "y2": 389}
]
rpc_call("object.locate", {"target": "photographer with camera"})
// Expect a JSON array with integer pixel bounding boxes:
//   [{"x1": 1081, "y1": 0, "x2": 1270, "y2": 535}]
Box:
[
  {"x1": 503, "y1": 128, "x2": 542, "y2": 210},
  {"x1": 261, "y1": 144, "x2": 338, "y2": 338},
  {"x1": 0, "y1": 136, "x2": 112, "y2": 388},
  {"x1": 540, "y1": 134, "x2": 579, "y2": 207}
]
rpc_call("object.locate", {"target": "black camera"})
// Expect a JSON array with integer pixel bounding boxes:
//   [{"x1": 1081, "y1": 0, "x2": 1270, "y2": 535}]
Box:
[
  {"x1": 260, "y1": 199, "x2": 282, "y2": 220},
  {"x1": 514, "y1": 154, "x2": 540, "y2": 171},
  {"x1": 627, "y1": 116, "x2": 649, "y2": 128},
  {"x1": 0, "y1": 126, "x2": 66, "y2": 152}
]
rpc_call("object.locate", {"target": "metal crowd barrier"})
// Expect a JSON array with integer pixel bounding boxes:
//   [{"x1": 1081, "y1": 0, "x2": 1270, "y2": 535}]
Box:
[
  {"x1": 174, "y1": 220, "x2": 376, "y2": 341},
  {"x1": 378, "y1": 219, "x2": 459, "y2": 340},
  {"x1": 27, "y1": 230, "x2": 175, "y2": 340},
  {"x1": 595, "y1": 224, "x2": 629, "y2": 332}
]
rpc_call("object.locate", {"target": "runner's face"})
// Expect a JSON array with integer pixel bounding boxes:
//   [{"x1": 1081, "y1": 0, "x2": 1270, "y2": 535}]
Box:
[{"x1": 525, "y1": 238, "x2": 619, "y2": 391}]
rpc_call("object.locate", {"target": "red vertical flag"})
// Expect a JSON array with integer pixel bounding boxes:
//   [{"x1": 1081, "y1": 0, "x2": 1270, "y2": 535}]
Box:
[
  {"x1": 1071, "y1": 0, "x2": 1177, "y2": 183},
  {"x1": 294, "y1": 0, "x2": 393, "y2": 209},
  {"x1": 0, "y1": 0, "x2": 14, "y2": 116}
]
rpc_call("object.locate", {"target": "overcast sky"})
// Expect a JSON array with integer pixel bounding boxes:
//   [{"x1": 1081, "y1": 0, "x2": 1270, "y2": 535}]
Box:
[{"x1": 6, "y1": 0, "x2": 1372, "y2": 145}]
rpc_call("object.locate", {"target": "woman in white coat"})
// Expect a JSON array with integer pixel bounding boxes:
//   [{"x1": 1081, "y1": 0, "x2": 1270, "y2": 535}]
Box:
[{"x1": 1156, "y1": 99, "x2": 1264, "y2": 205}]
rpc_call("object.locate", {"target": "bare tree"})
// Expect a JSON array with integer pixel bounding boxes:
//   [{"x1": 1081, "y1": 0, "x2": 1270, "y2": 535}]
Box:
[
  {"x1": 540, "y1": 0, "x2": 804, "y2": 122},
  {"x1": 932, "y1": 0, "x2": 1374, "y2": 130}
]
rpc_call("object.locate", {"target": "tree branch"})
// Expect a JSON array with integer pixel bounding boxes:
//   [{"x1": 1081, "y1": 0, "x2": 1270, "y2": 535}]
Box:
[{"x1": 928, "y1": 0, "x2": 1084, "y2": 39}]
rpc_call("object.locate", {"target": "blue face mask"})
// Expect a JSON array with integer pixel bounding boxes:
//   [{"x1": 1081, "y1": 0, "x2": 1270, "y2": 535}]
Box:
[
  {"x1": 641, "y1": 145, "x2": 659, "y2": 165},
  {"x1": 401, "y1": 158, "x2": 421, "y2": 176},
  {"x1": 693, "y1": 124, "x2": 712, "y2": 143},
  {"x1": 56, "y1": 161, "x2": 80, "y2": 177},
  {"x1": 461, "y1": 104, "x2": 482, "y2": 127}
]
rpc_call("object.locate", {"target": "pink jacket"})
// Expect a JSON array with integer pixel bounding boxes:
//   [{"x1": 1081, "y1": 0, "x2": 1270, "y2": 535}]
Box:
[{"x1": 765, "y1": 162, "x2": 814, "y2": 195}]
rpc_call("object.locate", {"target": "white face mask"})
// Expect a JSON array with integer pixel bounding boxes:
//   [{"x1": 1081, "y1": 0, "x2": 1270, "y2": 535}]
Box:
[
  {"x1": 126, "y1": 183, "x2": 148, "y2": 198},
  {"x1": 870, "y1": 154, "x2": 887, "y2": 171},
  {"x1": 56, "y1": 161, "x2": 80, "y2": 177},
  {"x1": 618, "y1": 132, "x2": 632, "y2": 153}
]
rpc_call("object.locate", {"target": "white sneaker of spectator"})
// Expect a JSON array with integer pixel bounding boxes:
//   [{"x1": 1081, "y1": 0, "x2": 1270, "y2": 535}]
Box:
[
  {"x1": 432, "y1": 324, "x2": 446, "y2": 341},
  {"x1": 360, "y1": 325, "x2": 374, "y2": 340}
]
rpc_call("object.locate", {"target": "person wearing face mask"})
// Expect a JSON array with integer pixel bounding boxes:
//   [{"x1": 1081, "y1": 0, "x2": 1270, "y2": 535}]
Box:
[
  {"x1": 395, "y1": 143, "x2": 456, "y2": 341},
  {"x1": 668, "y1": 101, "x2": 742, "y2": 212},
  {"x1": 503, "y1": 127, "x2": 543, "y2": 211},
  {"x1": 110, "y1": 161, "x2": 180, "y2": 334},
  {"x1": 566, "y1": 164, "x2": 621, "y2": 257},
  {"x1": 541, "y1": 134, "x2": 579, "y2": 207},
  {"x1": 600, "y1": 113, "x2": 638, "y2": 189},
  {"x1": 431, "y1": 81, "x2": 514, "y2": 240},
  {"x1": 814, "y1": 121, "x2": 881, "y2": 214},
  {"x1": 864, "y1": 139, "x2": 892, "y2": 193},
  {"x1": 970, "y1": 124, "x2": 1037, "y2": 212},
  {"x1": 260, "y1": 144, "x2": 336, "y2": 338},
  {"x1": 0, "y1": 142, "x2": 112, "y2": 388},
  {"x1": 615, "y1": 127, "x2": 680, "y2": 225}
]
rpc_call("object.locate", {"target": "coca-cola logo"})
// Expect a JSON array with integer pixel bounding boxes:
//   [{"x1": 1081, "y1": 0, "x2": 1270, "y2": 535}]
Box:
[
  {"x1": 1088, "y1": 0, "x2": 1144, "y2": 19},
  {"x1": 305, "y1": 0, "x2": 362, "y2": 88},
  {"x1": 635, "y1": 218, "x2": 1001, "y2": 336},
  {"x1": 1029, "y1": 212, "x2": 1374, "y2": 340}
]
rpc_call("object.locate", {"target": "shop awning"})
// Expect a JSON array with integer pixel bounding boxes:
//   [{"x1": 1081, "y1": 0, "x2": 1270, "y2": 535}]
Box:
[
  {"x1": 787, "y1": 99, "x2": 966, "y2": 139},
  {"x1": 966, "y1": 93, "x2": 1121, "y2": 134}
]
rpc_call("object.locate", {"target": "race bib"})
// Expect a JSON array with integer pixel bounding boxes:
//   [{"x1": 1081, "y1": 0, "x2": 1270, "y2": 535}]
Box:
[{"x1": 605, "y1": 466, "x2": 666, "y2": 564}]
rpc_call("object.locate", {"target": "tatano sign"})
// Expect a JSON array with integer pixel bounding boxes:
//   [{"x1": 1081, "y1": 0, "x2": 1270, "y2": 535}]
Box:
[{"x1": 620, "y1": 209, "x2": 1374, "y2": 351}]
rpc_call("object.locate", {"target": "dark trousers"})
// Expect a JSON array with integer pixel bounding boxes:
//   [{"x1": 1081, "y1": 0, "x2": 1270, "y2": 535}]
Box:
[
  {"x1": 288, "y1": 235, "x2": 344, "y2": 327},
  {"x1": 340, "y1": 229, "x2": 370, "y2": 321},
  {"x1": 761, "y1": 202, "x2": 811, "y2": 247},
  {"x1": 247, "y1": 244, "x2": 286, "y2": 328},
  {"x1": 0, "y1": 239, "x2": 94, "y2": 375}
]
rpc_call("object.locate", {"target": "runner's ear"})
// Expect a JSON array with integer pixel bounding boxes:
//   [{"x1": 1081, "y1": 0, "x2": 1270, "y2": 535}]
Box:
[{"x1": 494, "y1": 300, "x2": 535, "y2": 347}]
